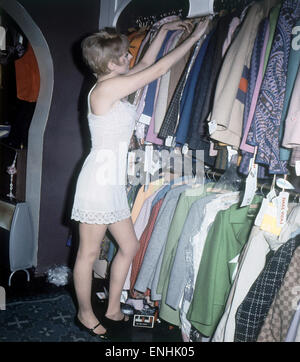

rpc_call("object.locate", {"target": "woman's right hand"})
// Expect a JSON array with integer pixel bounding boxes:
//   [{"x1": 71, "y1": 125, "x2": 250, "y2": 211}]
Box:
[{"x1": 190, "y1": 17, "x2": 211, "y2": 41}]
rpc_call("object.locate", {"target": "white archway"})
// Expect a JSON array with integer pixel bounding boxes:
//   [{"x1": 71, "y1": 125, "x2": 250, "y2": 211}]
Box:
[{"x1": 0, "y1": 0, "x2": 54, "y2": 266}]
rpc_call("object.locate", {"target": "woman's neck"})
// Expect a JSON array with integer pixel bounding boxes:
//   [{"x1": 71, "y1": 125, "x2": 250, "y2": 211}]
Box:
[{"x1": 97, "y1": 71, "x2": 117, "y2": 83}]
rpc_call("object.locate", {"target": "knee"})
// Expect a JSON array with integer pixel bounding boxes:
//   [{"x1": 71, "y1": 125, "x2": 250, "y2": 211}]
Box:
[
  {"x1": 120, "y1": 239, "x2": 139, "y2": 258},
  {"x1": 77, "y1": 247, "x2": 100, "y2": 263}
]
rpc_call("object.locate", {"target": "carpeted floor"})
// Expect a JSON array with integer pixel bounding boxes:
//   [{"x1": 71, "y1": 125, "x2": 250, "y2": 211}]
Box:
[
  {"x1": 0, "y1": 273, "x2": 182, "y2": 343},
  {"x1": 0, "y1": 290, "x2": 102, "y2": 342}
]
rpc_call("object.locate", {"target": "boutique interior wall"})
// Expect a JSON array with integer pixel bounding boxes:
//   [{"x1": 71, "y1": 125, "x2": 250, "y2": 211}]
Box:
[
  {"x1": 9, "y1": 0, "x2": 299, "y2": 276},
  {"x1": 2, "y1": 0, "x2": 101, "y2": 274},
  {"x1": 0, "y1": 0, "x2": 189, "y2": 276}
]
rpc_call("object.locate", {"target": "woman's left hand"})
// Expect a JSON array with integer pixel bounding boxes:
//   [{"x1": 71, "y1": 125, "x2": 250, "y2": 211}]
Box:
[{"x1": 161, "y1": 20, "x2": 193, "y2": 33}]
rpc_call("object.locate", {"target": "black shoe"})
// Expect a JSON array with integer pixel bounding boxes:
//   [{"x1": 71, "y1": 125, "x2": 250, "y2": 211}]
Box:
[
  {"x1": 101, "y1": 314, "x2": 130, "y2": 331},
  {"x1": 74, "y1": 315, "x2": 110, "y2": 341}
]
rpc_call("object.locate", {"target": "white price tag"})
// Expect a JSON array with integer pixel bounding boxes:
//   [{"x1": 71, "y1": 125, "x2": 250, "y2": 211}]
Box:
[
  {"x1": 182, "y1": 143, "x2": 189, "y2": 155},
  {"x1": 276, "y1": 191, "x2": 289, "y2": 227},
  {"x1": 165, "y1": 136, "x2": 174, "y2": 147},
  {"x1": 295, "y1": 161, "x2": 300, "y2": 176},
  {"x1": 127, "y1": 151, "x2": 136, "y2": 176},
  {"x1": 171, "y1": 136, "x2": 177, "y2": 148},
  {"x1": 276, "y1": 178, "x2": 294, "y2": 190},
  {"x1": 139, "y1": 113, "x2": 152, "y2": 125},
  {"x1": 208, "y1": 119, "x2": 217, "y2": 135},
  {"x1": 144, "y1": 145, "x2": 153, "y2": 173},
  {"x1": 240, "y1": 158, "x2": 258, "y2": 207}
]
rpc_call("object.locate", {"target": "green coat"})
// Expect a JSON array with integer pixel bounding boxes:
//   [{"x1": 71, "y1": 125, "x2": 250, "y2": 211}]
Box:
[{"x1": 187, "y1": 195, "x2": 262, "y2": 337}]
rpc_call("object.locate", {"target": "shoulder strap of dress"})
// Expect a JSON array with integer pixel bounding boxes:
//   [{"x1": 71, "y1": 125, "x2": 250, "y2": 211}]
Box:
[{"x1": 87, "y1": 83, "x2": 97, "y2": 114}]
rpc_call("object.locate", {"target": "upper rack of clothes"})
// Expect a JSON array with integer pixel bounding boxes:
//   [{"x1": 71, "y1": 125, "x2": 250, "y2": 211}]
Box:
[{"x1": 127, "y1": 0, "x2": 300, "y2": 180}]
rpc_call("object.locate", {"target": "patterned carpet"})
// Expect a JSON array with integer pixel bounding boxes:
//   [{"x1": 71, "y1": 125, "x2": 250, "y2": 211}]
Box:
[{"x1": 0, "y1": 291, "x2": 102, "y2": 342}]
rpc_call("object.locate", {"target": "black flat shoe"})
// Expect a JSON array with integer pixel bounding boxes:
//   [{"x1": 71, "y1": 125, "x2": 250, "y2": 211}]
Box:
[
  {"x1": 74, "y1": 315, "x2": 110, "y2": 341},
  {"x1": 101, "y1": 314, "x2": 130, "y2": 330}
]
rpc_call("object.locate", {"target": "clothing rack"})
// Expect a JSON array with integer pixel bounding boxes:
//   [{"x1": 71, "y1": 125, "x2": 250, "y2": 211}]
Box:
[
  {"x1": 204, "y1": 167, "x2": 300, "y2": 200},
  {"x1": 117, "y1": 0, "x2": 189, "y2": 33},
  {"x1": 135, "y1": 9, "x2": 184, "y2": 29}
]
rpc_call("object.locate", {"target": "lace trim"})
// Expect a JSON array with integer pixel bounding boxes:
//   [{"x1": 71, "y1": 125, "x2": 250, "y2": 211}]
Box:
[{"x1": 71, "y1": 208, "x2": 131, "y2": 224}]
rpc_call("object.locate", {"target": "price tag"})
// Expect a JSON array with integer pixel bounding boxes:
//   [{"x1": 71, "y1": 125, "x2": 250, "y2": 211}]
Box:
[
  {"x1": 171, "y1": 136, "x2": 177, "y2": 148},
  {"x1": 182, "y1": 143, "x2": 189, "y2": 155},
  {"x1": 144, "y1": 145, "x2": 153, "y2": 173},
  {"x1": 240, "y1": 157, "x2": 258, "y2": 207},
  {"x1": 276, "y1": 178, "x2": 295, "y2": 190},
  {"x1": 276, "y1": 191, "x2": 289, "y2": 227},
  {"x1": 139, "y1": 113, "x2": 152, "y2": 125},
  {"x1": 260, "y1": 201, "x2": 282, "y2": 236},
  {"x1": 295, "y1": 161, "x2": 300, "y2": 176},
  {"x1": 127, "y1": 151, "x2": 136, "y2": 176},
  {"x1": 208, "y1": 119, "x2": 217, "y2": 135},
  {"x1": 165, "y1": 136, "x2": 174, "y2": 147}
]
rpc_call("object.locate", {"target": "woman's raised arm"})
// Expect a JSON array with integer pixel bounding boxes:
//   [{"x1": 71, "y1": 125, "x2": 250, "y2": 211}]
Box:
[
  {"x1": 127, "y1": 19, "x2": 193, "y2": 75},
  {"x1": 103, "y1": 18, "x2": 211, "y2": 102}
]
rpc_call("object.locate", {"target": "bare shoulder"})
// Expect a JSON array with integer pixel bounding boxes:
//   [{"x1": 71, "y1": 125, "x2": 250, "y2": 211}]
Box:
[
  {"x1": 91, "y1": 70, "x2": 149, "y2": 111},
  {"x1": 90, "y1": 81, "x2": 120, "y2": 116}
]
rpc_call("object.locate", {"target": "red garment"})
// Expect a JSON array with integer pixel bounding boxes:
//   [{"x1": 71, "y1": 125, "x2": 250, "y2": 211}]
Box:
[
  {"x1": 128, "y1": 30, "x2": 147, "y2": 68},
  {"x1": 15, "y1": 43, "x2": 40, "y2": 102},
  {"x1": 130, "y1": 198, "x2": 164, "y2": 296}
]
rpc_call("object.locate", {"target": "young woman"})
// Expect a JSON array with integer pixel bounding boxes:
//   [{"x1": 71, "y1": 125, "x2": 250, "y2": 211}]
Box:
[{"x1": 72, "y1": 17, "x2": 210, "y2": 340}]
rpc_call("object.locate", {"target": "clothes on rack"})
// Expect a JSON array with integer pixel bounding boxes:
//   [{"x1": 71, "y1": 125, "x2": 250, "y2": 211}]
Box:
[
  {"x1": 14, "y1": 42, "x2": 40, "y2": 103},
  {"x1": 133, "y1": 183, "x2": 190, "y2": 295},
  {"x1": 153, "y1": 30, "x2": 184, "y2": 134},
  {"x1": 242, "y1": 0, "x2": 300, "y2": 174},
  {"x1": 106, "y1": 0, "x2": 300, "y2": 343},
  {"x1": 123, "y1": 178, "x2": 166, "y2": 291},
  {"x1": 186, "y1": 12, "x2": 234, "y2": 151},
  {"x1": 257, "y1": 246, "x2": 300, "y2": 342},
  {"x1": 209, "y1": 2, "x2": 265, "y2": 149},
  {"x1": 122, "y1": 173, "x2": 300, "y2": 342},
  {"x1": 212, "y1": 202, "x2": 300, "y2": 341},
  {"x1": 166, "y1": 190, "x2": 240, "y2": 338},
  {"x1": 234, "y1": 235, "x2": 300, "y2": 342},
  {"x1": 186, "y1": 194, "x2": 262, "y2": 337},
  {"x1": 128, "y1": 0, "x2": 300, "y2": 176}
]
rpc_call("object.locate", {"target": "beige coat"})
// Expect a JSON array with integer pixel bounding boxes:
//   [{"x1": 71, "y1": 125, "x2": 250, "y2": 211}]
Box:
[{"x1": 210, "y1": 2, "x2": 265, "y2": 148}]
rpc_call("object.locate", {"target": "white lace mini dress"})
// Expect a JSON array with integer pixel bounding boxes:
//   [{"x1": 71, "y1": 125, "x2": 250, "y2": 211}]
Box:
[{"x1": 71, "y1": 84, "x2": 137, "y2": 224}]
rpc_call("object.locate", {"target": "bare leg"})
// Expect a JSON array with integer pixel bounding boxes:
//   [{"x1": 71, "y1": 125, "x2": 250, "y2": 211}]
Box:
[
  {"x1": 73, "y1": 222, "x2": 107, "y2": 334},
  {"x1": 106, "y1": 217, "x2": 139, "y2": 320}
]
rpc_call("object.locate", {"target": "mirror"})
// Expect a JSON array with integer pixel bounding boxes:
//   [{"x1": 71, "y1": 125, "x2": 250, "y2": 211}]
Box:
[
  {"x1": 0, "y1": 8, "x2": 39, "y2": 151},
  {"x1": 0, "y1": 8, "x2": 40, "y2": 200}
]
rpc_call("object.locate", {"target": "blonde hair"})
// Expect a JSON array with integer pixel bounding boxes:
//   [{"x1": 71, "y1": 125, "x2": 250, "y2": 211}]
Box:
[{"x1": 81, "y1": 29, "x2": 129, "y2": 76}]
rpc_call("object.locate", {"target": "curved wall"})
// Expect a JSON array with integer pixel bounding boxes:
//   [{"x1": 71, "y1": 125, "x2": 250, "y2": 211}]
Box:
[
  {"x1": 0, "y1": 0, "x2": 54, "y2": 266},
  {"x1": 1, "y1": 0, "x2": 101, "y2": 273}
]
